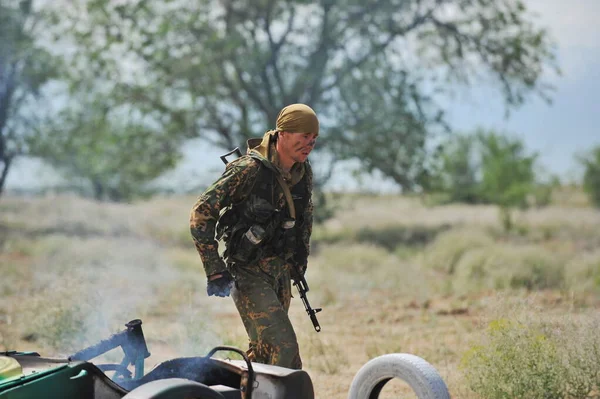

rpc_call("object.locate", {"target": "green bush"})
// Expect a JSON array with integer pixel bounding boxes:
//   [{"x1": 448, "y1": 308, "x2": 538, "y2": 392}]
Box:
[
  {"x1": 29, "y1": 97, "x2": 182, "y2": 202},
  {"x1": 461, "y1": 319, "x2": 564, "y2": 399},
  {"x1": 430, "y1": 129, "x2": 539, "y2": 206},
  {"x1": 430, "y1": 129, "x2": 547, "y2": 231},
  {"x1": 462, "y1": 317, "x2": 600, "y2": 399},
  {"x1": 558, "y1": 318, "x2": 600, "y2": 398},
  {"x1": 579, "y1": 145, "x2": 600, "y2": 208},
  {"x1": 429, "y1": 134, "x2": 480, "y2": 204}
]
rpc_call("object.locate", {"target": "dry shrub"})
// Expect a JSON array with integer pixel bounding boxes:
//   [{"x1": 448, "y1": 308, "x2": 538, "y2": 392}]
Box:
[
  {"x1": 461, "y1": 318, "x2": 564, "y2": 399},
  {"x1": 1, "y1": 195, "x2": 139, "y2": 237},
  {"x1": 169, "y1": 308, "x2": 239, "y2": 357},
  {"x1": 143, "y1": 224, "x2": 192, "y2": 248},
  {"x1": 312, "y1": 243, "x2": 434, "y2": 300},
  {"x1": 167, "y1": 247, "x2": 202, "y2": 273},
  {"x1": 310, "y1": 226, "x2": 356, "y2": 246},
  {"x1": 355, "y1": 224, "x2": 447, "y2": 251},
  {"x1": 564, "y1": 250, "x2": 600, "y2": 294},
  {"x1": 365, "y1": 335, "x2": 404, "y2": 360},
  {"x1": 1, "y1": 232, "x2": 182, "y2": 353},
  {"x1": 422, "y1": 228, "x2": 495, "y2": 274},
  {"x1": 16, "y1": 282, "x2": 100, "y2": 354},
  {"x1": 461, "y1": 314, "x2": 600, "y2": 399},
  {"x1": 555, "y1": 316, "x2": 600, "y2": 398},
  {"x1": 452, "y1": 244, "x2": 565, "y2": 294},
  {"x1": 317, "y1": 243, "x2": 392, "y2": 275},
  {"x1": 301, "y1": 334, "x2": 349, "y2": 375}
]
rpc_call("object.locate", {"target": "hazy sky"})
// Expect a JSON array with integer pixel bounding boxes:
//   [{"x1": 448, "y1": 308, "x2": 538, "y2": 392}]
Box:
[
  {"x1": 6, "y1": 0, "x2": 600, "y2": 192},
  {"x1": 444, "y1": 0, "x2": 600, "y2": 181}
]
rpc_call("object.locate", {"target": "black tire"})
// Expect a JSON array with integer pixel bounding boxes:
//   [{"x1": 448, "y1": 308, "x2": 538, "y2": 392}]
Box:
[
  {"x1": 122, "y1": 378, "x2": 225, "y2": 399},
  {"x1": 347, "y1": 354, "x2": 450, "y2": 399}
]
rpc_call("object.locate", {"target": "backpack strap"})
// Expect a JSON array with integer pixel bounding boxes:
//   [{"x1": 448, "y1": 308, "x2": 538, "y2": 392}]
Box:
[{"x1": 274, "y1": 174, "x2": 296, "y2": 220}]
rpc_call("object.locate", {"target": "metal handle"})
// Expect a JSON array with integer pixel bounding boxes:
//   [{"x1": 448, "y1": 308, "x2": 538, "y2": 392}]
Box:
[
  {"x1": 70, "y1": 370, "x2": 88, "y2": 380},
  {"x1": 206, "y1": 345, "x2": 254, "y2": 397}
]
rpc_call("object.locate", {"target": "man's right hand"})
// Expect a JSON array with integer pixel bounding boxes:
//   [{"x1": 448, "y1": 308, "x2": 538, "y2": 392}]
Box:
[{"x1": 207, "y1": 271, "x2": 234, "y2": 297}]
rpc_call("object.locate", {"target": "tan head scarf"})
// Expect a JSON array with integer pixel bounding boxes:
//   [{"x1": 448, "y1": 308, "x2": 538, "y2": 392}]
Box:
[
  {"x1": 251, "y1": 103, "x2": 319, "y2": 158},
  {"x1": 275, "y1": 104, "x2": 319, "y2": 135}
]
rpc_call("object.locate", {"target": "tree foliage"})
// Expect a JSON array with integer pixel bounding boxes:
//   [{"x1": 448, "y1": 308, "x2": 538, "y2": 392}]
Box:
[
  {"x1": 28, "y1": 92, "x2": 182, "y2": 201},
  {"x1": 429, "y1": 134, "x2": 479, "y2": 203},
  {"x1": 477, "y1": 131, "x2": 537, "y2": 209},
  {"x1": 431, "y1": 129, "x2": 545, "y2": 230},
  {"x1": 433, "y1": 129, "x2": 542, "y2": 201},
  {"x1": 0, "y1": 0, "x2": 61, "y2": 196},
  {"x1": 46, "y1": 0, "x2": 558, "y2": 194},
  {"x1": 579, "y1": 145, "x2": 600, "y2": 208}
]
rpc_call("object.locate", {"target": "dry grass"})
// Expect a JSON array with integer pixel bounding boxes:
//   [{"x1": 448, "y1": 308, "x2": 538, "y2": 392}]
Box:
[{"x1": 1, "y1": 192, "x2": 600, "y2": 398}]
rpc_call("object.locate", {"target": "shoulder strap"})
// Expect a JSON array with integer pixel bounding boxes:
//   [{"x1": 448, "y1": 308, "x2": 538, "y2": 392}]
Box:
[
  {"x1": 274, "y1": 174, "x2": 296, "y2": 220},
  {"x1": 248, "y1": 152, "x2": 297, "y2": 220}
]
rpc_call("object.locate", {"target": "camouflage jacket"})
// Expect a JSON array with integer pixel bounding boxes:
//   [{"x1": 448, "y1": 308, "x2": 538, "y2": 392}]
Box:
[{"x1": 189, "y1": 135, "x2": 314, "y2": 277}]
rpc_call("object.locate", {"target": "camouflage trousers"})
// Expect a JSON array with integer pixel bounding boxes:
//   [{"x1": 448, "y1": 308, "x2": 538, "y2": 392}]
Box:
[{"x1": 231, "y1": 256, "x2": 302, "y2": 370}]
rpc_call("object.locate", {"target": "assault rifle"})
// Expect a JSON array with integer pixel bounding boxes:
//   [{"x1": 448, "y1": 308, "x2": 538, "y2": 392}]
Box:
[{"x1": 291, "y1": 265, "x2": 322, "y2": 332}]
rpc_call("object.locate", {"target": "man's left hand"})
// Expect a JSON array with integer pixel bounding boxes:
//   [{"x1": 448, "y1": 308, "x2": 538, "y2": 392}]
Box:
[{"x1": 207, "y1": 271, "x2": 234, "y2": 297}]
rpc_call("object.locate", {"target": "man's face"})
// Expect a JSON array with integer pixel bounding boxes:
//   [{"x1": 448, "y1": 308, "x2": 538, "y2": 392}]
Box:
[{"x1": 279, "y1": 132, "x2": 318, "y2": 163}]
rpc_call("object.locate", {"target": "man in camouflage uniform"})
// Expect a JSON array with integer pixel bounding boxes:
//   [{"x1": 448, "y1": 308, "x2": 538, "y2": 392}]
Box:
[{"x1": 190, "y1": 104, "x2": 319, "y2": 370}]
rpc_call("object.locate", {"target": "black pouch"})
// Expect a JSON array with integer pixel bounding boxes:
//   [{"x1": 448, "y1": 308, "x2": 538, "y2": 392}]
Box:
[
  {"x1": 243, "y1": 195, "x2": 275, "y2": 223},
  {"x1": 216, "y1": 207, "x2": 238, "y2": 241},
  {"x1": 230, "y1": 224, "x2": 267, "y2": 264}
]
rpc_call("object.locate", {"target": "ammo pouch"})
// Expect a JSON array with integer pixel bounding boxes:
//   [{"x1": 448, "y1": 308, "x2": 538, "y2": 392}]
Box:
[
  {"x1": 229, "y1": 224, "x2": 266, "y2": 264},
  {"x1": 223, "y1": 195, "x2": 281, "y2": 266},
  {"x1": 272, "y1": 219, "x2": 297, "y2": 262}
]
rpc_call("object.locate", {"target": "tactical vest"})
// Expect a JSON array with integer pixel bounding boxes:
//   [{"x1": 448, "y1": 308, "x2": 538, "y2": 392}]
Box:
[{"x1": 216, "y1": 155, "x2": 310, "y2": 267}]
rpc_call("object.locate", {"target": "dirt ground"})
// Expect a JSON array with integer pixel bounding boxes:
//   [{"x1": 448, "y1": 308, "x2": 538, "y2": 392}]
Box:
[{"x1": 1, "y1": 193, "x2": 599, "y2": 398}]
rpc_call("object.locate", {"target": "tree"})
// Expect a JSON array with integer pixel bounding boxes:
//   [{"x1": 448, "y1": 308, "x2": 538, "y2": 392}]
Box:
[
  {"x1": 428, "y1": 133, "x2": 479, "y2": 203},
  {"x1": 0, "y1": 0, "x2": 61, "y2": 196},
  {"x1": 477, "y1": 130, "x2": 538, "y2": 230},
  {"x1": 431, "y1": 129, "x2": 540, "y2": 231},
  {"x1": 28, "y1": 92, "x2": 182, "y2": 201},
  {"x1": 579, "y1": 145, "x2": 600, "y2": 208},
  {"x1": 47, "y1": 0, "x2": 558, "y2": 195}
]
